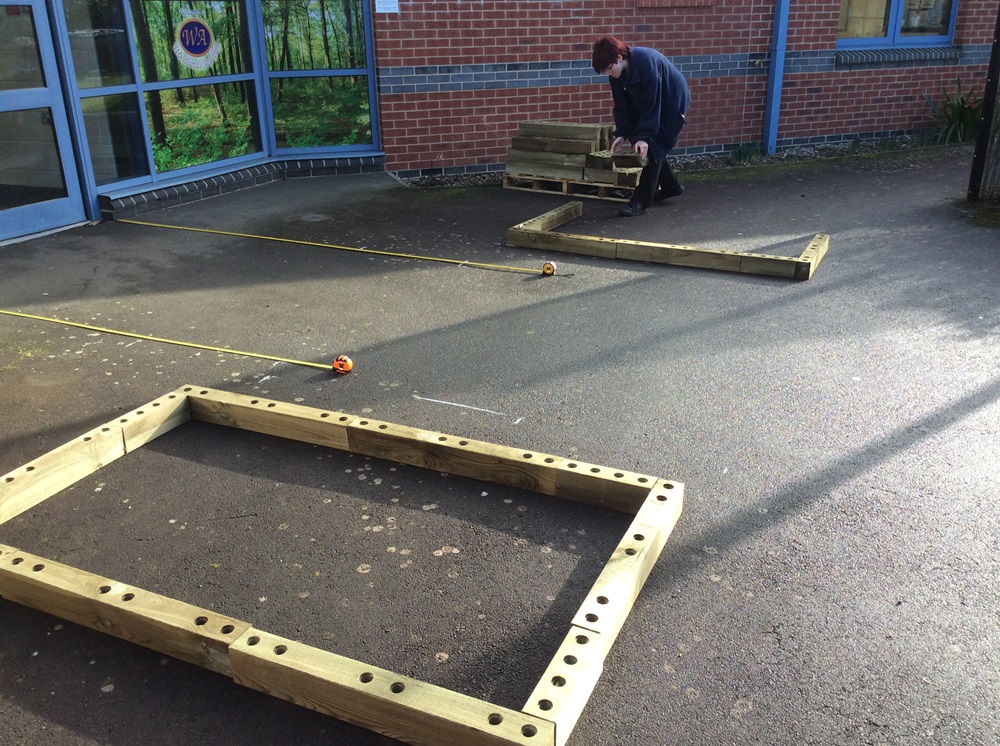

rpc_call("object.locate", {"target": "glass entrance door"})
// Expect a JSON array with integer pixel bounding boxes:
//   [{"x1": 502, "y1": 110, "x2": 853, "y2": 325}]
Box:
[{"x1": 0, "y1": 0, "x2": 85, "y2": 242}]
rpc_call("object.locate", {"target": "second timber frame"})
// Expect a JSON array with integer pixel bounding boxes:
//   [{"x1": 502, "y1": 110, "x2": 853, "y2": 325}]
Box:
[
  {"x1": 507, "y1": 201, "x2": 830, "y2": 280},
  {"x1": 0, "y1": 385, "x2": 683, "y2": 746}
]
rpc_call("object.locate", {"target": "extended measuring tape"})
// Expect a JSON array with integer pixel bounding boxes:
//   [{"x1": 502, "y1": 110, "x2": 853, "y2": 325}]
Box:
[
  {"x1": 118, "y1": 219, "x2": 556, "y2": 276},
  {"x1": 1, "y1": 222, "x2": 560, "y2": 373},
  {"x1": 0, "y1": 309, "x2": 334, "y2": 372}
]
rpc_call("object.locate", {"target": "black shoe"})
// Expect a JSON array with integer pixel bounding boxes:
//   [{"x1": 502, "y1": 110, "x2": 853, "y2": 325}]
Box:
[
  {"x1": 654, "y1": 161, "x2": 684, "y2": 201},
  {"x1": 618, "y1": 202, "x2": 647, "y2": 217},
  {"x1": 653, "y1": 184, "x2": 684, "y2": 201}
]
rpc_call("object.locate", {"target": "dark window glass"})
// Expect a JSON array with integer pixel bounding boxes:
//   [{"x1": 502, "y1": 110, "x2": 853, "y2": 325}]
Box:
[
  {"x1": 81, "y1": 94, "x2": 150, "y2": 184},
  {"x1": 0, "y1": 6, "x2": 45, "y2": 90},
  {"x1": 63, "y1": 0, "x2": 135, "y2": 89},
  {"x1": 0, "y1": 109, "x2": 68, "y2": 209},
  {"x1": 901, "y1": 0, "x2": 952, "y2": 36}
]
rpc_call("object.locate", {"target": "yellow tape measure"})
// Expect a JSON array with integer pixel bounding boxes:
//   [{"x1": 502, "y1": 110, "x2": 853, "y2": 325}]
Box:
[
  {"x1": 0, "y1": 309, "x2": 331, "y2": 371},
  {"x1": 2, "y1": 221, "x2": 561, "y2": 371},
  {"x1": 119, "y1": 219, "x2": 549, "y2": 275}
]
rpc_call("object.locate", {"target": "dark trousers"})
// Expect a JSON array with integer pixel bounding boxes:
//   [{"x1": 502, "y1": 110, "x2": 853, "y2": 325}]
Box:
[
  {"x1": 629, "y1": 159, "x2": 683, "y2": 208},
  {"x1": 631, "y1": 159, "x2": 663, "y2": 208}
]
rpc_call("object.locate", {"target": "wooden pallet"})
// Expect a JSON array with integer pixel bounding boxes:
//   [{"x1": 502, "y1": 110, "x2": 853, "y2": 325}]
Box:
[{"x1": 503, "y1": 173, "x2": 634, "y2": 203}]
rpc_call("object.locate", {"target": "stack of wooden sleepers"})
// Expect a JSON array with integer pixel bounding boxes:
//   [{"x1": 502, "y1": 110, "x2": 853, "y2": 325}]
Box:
[{"x1": 502, "y1": 121, "x2": 644, "y2": 202}]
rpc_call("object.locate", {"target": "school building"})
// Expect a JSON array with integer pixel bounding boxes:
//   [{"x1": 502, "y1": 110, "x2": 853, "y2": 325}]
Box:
[{"x1": 1, "y1": 0, "x2": 994, "y2": 242}]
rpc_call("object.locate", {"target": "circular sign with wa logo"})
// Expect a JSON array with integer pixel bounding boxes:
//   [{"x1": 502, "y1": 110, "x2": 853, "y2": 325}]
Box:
[{"x1": 173, "y1": 17, "x2": 221, "y2": 70}]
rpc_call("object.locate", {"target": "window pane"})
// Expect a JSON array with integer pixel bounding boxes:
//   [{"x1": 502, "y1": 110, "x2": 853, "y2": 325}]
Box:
[
  {"x1": 901, "y1": 0, "x2": 952, "y2": 36},
  {"x1": 262, "y1": 0, "x2": 366, "y2": 72},
  {"x1": 145, "y1": 82, "x2": 261, "y2": 172},
  {"x1": 132, "y1": 0, "x2": 253, "y2": 83},
  {"x1": 82, "y1": 94, "x2": 149, "y2": 184},
  {"x1": 0, "y1": 109, "x2": 68, "y2": 209},
  {"x1": 0, "y1": 6, "x2": 45, "y2": 90},
  {"x1": 271, "y1": 75, "x2": 370, "y2": 148},
  {"x1": 839, "y1": 0, "x2": 890, "y2": 38},
  {"x1": 63, "y1": 0, "x2": 134, "y2": 89}
]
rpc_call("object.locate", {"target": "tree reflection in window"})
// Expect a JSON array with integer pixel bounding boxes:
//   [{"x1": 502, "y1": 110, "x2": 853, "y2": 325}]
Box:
[
  {"x1": 262, "y1": 0, "x2": 370, "y2": 149},
  {"x1": 262, "y1": 0, "x2": 365, "y2": 72}
]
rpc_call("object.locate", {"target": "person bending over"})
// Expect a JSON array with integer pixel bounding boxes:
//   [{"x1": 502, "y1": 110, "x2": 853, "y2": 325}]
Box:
[{"x1": 592, "y1": 35, "x2": 691, "y2": 217}]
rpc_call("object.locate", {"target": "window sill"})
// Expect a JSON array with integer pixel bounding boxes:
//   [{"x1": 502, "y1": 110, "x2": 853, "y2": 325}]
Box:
[{"x1": 835, "y1": 46, "x2": 961, "y2": 68}]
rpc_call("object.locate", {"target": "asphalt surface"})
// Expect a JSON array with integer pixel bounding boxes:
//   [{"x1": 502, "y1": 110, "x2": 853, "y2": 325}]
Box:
[{"x1": 1, "y1": 145, "x2": 998, "y2": 746}]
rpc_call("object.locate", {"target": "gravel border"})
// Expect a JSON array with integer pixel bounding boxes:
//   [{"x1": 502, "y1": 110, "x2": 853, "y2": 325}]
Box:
[{"x1": 399, "y1": 135, "x2": 934, "y2": 188}]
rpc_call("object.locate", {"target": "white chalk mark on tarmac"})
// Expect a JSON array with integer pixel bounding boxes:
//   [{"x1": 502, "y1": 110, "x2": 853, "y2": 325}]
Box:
[{"x1": 412, "y1": 395, "x2": 520, "y2": 421}]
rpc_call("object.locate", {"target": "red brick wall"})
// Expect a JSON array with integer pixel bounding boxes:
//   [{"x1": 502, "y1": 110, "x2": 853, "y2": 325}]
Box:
[
  {"x1": 379, "y1": 86, "x2": 608, "y2": 172},
  {"x1": 372, "y1": 0, "x2": 993, "y2": 173},
  {"x1": 773, "y1": 0, "x2": 991, "y2": 142},
  {"x1": 778, "y1": 66, "x2": 987, "y2": 141},
  {"x1": 680, "y1": 77, "x2": 769, "y2": 148},
  {"x1": 955, "y1": 0, "x2": 997, "y2": 44},
  {"x1": 787, "y1": 3, "x2": 841, "y2": 50}
]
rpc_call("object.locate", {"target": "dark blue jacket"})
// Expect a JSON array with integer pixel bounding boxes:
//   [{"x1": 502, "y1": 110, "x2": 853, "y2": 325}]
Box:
[{"x1": 610, "y1": 47, "x2": 691, "y2": 162}]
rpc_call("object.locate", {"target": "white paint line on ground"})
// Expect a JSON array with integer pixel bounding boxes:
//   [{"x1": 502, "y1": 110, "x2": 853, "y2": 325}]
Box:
[{"x1": 412, "y1": 395, "x2": 519, "y2": 421}]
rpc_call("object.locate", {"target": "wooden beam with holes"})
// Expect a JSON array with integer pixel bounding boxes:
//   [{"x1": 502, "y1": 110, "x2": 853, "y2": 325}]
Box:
[
  {"x1": 0, "y1": 385, "x2": 683, "y2": 746},
  {"x1": 0, "y1": 389, "x2": 189, "y2": 525},
  {"x1": 521, "y1": 483, "x2": 682, "y2": 746},
  {"x1": 506, "y1": 201, "x2": 830, "y2": 280}
]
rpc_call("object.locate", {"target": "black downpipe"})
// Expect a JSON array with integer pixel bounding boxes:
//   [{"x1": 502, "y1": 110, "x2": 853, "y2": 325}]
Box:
[{"x1": 967, "y1": 3, "x2": 1000, "y2": 202}]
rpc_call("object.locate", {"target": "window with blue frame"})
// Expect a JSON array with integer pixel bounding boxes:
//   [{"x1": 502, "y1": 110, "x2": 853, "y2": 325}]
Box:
[
  {"x1": 60, "y1": 0, "x2": 376, "y2": 189},
  {"x1": 838, "y1": 0, "x2": 956, "y2": 46}
]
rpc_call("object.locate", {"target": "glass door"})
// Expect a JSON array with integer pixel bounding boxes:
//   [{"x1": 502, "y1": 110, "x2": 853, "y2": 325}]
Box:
[{"x1": 0, "y1": 0, "x2": 85, "y2": 242}]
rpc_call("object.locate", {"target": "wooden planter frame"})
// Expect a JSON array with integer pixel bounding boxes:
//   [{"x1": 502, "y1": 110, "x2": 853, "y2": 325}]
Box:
[
  {"x1": 0, "y1": 385, "x2": 683, "y2": 746},
  {"x1": 506, "y1": 201, "x2": 830, "y2": 280}
]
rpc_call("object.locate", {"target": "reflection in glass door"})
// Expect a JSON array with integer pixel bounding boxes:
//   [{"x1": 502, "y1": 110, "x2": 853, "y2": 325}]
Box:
[{"x1": 0, "y1": 0, "x2": 85, "y2": 242}]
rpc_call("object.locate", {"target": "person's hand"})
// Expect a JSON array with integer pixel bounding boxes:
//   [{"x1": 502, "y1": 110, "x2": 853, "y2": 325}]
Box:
[
  {"x1": 633, "y1": 140, "x2": 649, "y2": 159},
  {"x1": 611, "y1": 137, "x2": 629, "y2": 154}
]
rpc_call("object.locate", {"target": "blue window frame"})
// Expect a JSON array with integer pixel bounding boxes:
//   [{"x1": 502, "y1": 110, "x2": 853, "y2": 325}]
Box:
[
  {"x1": 838, "y1": 0, "x2": 959, "y2": 48},
  {"x1": 53, "y1": 0, "x2": 380, "y2": 216}
]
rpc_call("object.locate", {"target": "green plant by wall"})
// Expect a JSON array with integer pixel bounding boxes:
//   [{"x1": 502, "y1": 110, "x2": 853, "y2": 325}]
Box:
[
  {"x1": 728, "y1": 142, "x2": 763, "y2": 165},
  {"x1": 878, "y1": 135, "x2": 898, "y2": 152},
  {"x1": 923, "y1": 77, "x2": 983, "y2": 145}
]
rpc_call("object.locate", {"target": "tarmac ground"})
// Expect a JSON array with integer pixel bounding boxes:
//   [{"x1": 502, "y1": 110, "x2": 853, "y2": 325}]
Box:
[{"x1": 1, "y1": 144, "x2": 998, "y2": 745}]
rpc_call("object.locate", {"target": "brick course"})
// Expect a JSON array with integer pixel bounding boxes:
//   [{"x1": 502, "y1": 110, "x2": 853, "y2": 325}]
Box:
[{"x1": 371, "y1": 0, "x2": 994, "y2": 175}]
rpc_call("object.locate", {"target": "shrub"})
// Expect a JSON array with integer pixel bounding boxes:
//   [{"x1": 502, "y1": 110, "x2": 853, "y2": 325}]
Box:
[{"x1": 923, "y1": 77, "x2": 983, "y2": 144}]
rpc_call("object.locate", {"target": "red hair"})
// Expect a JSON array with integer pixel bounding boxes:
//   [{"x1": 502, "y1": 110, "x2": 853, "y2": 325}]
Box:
[{"x1": 592, "y1": 36, "x2": 630, "y2": 73}]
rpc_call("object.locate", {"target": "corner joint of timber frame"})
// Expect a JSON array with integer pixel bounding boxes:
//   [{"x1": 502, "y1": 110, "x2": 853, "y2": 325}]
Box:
[
  {"x1": 521, "y1": 482, "x2": 683, "y2": 746},
  {"x1": 794, "y1": 233, "x2": 830, "y2": 280}
]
